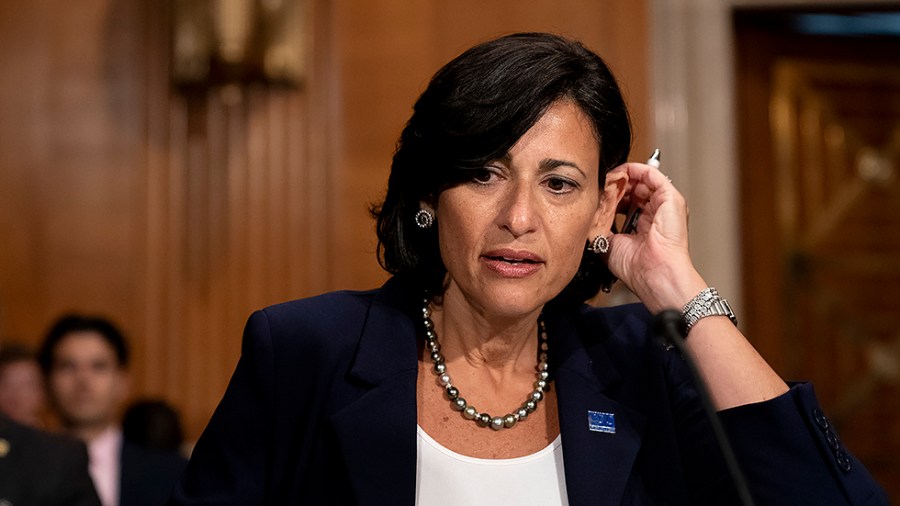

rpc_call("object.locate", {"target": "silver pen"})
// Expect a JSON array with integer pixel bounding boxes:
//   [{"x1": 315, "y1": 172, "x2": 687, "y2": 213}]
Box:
[{"x1": 622, "y1": 148, "x2": 661, "y2": 235}]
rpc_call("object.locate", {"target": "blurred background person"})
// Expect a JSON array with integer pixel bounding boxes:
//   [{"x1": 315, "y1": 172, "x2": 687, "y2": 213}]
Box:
[
  {"x1": 38, "y1": 314, "x2": 186, "y2": 506},
  {"x1": 0, "y1": 342, "x2": 47, "y2": 428},
  {"x1": 123, "y1": 398, "x2": 189, "y2": 458},
  {"x1": 0, "y1": 332, "x2": 101, "y2": 505},
  {"x1": 0, "y1": 410, "x2": 102, "y2": 505}
]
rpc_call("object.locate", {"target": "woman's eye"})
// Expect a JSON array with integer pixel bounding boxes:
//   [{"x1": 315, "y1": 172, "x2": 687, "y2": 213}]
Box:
[
  {"x1": 471, "y1": 168, "x2": 496, "y2": 184},
  {"x1": 546, "y1": 177, "x2": 576, "y2": 193}
]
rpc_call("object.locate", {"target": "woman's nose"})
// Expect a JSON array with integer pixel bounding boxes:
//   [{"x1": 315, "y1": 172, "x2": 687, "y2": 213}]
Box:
[{"x1": 499, "y1": 183, "x2": 539, "y2": 237}]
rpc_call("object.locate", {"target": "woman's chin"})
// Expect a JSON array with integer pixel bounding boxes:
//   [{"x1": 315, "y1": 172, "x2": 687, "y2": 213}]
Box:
[
  {"x1": 443, "y1": 271, "x2": 571, "y2": 319},
  {"x1": 472, "y1": 286, "x2": 561, "y2": 319}
]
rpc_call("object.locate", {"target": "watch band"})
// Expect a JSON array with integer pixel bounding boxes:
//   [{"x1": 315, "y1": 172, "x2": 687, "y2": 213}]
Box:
[{"x1": 681, "y1": 287, "x2": 737, "y2": 333}]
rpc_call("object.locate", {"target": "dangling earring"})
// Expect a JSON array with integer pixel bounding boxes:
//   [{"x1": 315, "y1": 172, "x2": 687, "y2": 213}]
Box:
[
  {"x1": 587, "y1": 235, "x2": 609, "y2": 254},
  {"x1": 415, "y1": 209, "x2": 434, "y2": 229}
]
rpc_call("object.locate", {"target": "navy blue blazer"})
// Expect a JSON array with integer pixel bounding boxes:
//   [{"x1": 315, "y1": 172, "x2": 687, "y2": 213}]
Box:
[{"x1": 170, "y1": 277, "x2": 888, "y2": 505}]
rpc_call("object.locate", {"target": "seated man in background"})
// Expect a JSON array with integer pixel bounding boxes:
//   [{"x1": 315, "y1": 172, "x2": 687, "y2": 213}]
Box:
[
  {"x1": 0, "y1": 342, "x2": 46, "y2": 427},
  {"x1": 38, "y1": 314, "x2": 186, "y2": 506},
  {"x1": 0, "y1": 411, "x2": 101, "y2": 505}
]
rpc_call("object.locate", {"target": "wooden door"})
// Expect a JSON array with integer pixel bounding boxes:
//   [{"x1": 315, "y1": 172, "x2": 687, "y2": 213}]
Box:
[{"x1": 735, "y1": 9, "x2": 900, "y2": 499}]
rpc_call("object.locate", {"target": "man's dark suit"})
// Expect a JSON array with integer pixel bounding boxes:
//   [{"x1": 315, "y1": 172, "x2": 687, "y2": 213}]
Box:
[
  {"x1": 0, "y1": 414, "x2": 101, "y2": 506},
  {"x1": 170, "y1": 277, "x2": 888, "y2": 505}
]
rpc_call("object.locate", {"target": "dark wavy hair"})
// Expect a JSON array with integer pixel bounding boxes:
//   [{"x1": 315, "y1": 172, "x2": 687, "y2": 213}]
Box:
[
  {"x1": 37, "y1": 313, "x2": 130, "y2": 373},
  {"x1": 371, "y1": 32, "x2": 632, "y2": 306}
]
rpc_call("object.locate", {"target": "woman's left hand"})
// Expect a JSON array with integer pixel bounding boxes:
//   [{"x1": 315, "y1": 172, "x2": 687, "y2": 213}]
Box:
[
  {"x1": 604, "y1": 161, "x2": 789, "y2": 409},
  {"x1": 604, "y1": 161, "x2": 707, "y2": 313}
]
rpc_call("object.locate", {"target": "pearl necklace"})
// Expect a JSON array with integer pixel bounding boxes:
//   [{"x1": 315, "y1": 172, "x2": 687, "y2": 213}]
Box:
[{"x1": 421, "y1": 299, "x2": 551, "y2": 431}]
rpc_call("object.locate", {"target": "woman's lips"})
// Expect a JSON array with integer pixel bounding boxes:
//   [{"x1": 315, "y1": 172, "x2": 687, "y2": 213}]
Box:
[{"x1": 481, "y1": 249, "x2": 544, "y2": 277}]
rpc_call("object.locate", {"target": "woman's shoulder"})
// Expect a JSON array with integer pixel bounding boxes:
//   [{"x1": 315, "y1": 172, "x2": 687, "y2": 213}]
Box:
[
  {"x1": 572, "y1": 302, "x2": 673, "y2": 368},
  {"x1": 246, "y1": 288, "x2": 380, "y2": 347},
  {"x1": 262, "y1": 287, "x2": 380, "y2": 322},
  {"x1": 577, "y1": 302, "x2": 653, "y2": 340},
  {"x1": 259, "y1": 276, "x2": 415, "y2": 322},
  {"x1": 242, "y1": 278, "x2": 417, "y2": 355}
]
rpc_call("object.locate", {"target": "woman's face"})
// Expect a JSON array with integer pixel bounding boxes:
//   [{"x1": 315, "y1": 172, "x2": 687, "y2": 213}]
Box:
[{"x1": 435, "y1": 99, "x2": 624, "y2": 318}]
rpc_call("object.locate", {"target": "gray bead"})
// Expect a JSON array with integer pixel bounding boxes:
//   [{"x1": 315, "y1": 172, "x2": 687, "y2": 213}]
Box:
[
  {"x1": 439, "y1": 373, "x2": 451, "y2": 385},
  {"x1": 427, "y1": 341, "x2": 440, "y2": 353},
  {"x1": 476, "y1": 413, "x2": 491, "y2": 427},
  {"x1": 535, "y1": 379, "x2": 547, "y2": 391},
  {"x1": 490, "y1": 417, "x2": 505, "y2": 431},
  {"x1": 504, "y1": 415, "x2": 517, "y2": 428},
  {"x1": 425, "y1": 330, "x2": 436, "y2": 340},
  {"x1": 430, "y1": 351, "x2": 444, "y2": 364},
  {"x1": 531, "y1": 390, "x2": 543, "y2": 402},
  {"x1": 463, "y1": 406, "x2": 477, "y2": 419},
  {"x1": 539, "y1": 352, "x2": 548, "y2": 362},
  {"x1": 422, "y1": 306, "x2": 431, "y2": 318},
  {"x1": 451, "y1": 398, "x2": 466, "y2": 411},
  {"x1": 524, "y1": 400, "x2": 537, "y2": 413},
  {"x1": 516, "y1": 408, "x2": 528, "y2": 420},
  {"x1": 539, "y1": 361, "x2": 549, "y2": 371},
  {"x1": 434, "y1": 363, "x2": 447, "y2": 374},
  {"x1": 539, "y1": 370, "x2": 550, "y2": 381},
  {"x1": 540, "y1": 341, "x2": 549, "y2": 351},
  {"x1": 424, "y1": 319, "x2": 434, "y2": 330},
  {"x1": 445, "y1": 386, "x2": 459, "y2": 400}
]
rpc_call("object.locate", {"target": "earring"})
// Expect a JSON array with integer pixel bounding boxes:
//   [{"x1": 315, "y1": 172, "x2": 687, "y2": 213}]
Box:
[
  {"x1": 415, "y1": 209, "x2": 434, "y2": 229},
  {"x1": 587, "y1": 235, "x2": 610, "y2": 254}
]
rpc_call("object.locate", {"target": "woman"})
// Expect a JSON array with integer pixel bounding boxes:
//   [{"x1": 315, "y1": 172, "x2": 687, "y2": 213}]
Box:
[{"x1": 170, "y1": 33, "x2": 887, "y2": 505}]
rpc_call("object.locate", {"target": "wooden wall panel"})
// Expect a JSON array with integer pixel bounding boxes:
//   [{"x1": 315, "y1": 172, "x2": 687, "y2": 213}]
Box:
[
  {"x1": 0, "y1": 0, "x2": 650, "y2": 440},
  {"x1": 0, "y1": 0, "x2": 146, "y2": 344},
  {"x1": 137, "y1": 0, "x2": 337, "y2": 433},
  {"x1": 139, "y1": 87, "x2": 327, "y2": 434}
]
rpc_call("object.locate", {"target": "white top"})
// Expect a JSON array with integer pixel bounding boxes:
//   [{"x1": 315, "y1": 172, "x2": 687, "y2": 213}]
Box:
[{"x1": 415, "y1": 425, "x2": 569, "y2": 506}]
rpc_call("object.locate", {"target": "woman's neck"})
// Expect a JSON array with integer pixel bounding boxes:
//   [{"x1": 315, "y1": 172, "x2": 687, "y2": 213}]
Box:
[{"x1": 429, "y1": 286, "x2": 543, "y2": 377}]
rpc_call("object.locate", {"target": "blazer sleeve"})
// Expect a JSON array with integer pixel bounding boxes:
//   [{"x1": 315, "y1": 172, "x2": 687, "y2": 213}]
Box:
[
  {"x1": 168, "y1": 310, "x2": 277, "y2": 505},
  {"x1": 717, "y1": 382, "x2": 889, "y2": 505}
]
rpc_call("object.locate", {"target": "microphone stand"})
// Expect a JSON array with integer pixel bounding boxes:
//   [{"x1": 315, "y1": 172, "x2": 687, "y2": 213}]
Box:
[{"x1": 653, "y1": 310, "x2": 756, "y2": 506}]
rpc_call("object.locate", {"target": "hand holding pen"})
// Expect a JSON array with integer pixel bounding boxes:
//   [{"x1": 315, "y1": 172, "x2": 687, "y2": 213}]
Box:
[
  {"x1": 621, "y1": 148, "x2": 661, "y2": 235},
  {"x1": 600, "y1": 148, "x2": 662, "y2": 293}
]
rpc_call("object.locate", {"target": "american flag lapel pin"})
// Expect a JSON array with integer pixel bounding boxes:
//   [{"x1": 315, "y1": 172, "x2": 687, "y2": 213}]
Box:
[{"x1": 587, "y1": 410, "x2": 616, "y2": 434}]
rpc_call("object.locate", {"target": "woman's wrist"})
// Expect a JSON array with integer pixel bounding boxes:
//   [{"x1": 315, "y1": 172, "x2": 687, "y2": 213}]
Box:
[{"x1": 632, "y1": 262, "x2": 707, "y2": 314}]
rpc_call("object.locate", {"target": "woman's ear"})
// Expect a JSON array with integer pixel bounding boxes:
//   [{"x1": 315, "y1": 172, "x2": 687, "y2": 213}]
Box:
[
  {"x1": 591, "y1": 169, "x2": 629, "y2": 235},
  {"x1": 419, "y1": 200, "x2": 435, "y2": 214}
]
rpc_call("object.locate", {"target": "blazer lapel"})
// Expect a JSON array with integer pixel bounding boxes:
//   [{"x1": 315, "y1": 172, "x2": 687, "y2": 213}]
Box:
[
  {"x1": 327, "y1": 281, "x2": 650, "y2": 506},
  {"x1": 549, "y1": 310, "x2": 648, "y2": 506},
  {"x1": 328, "y1": 278, "x2": 420, "y2": 506}
]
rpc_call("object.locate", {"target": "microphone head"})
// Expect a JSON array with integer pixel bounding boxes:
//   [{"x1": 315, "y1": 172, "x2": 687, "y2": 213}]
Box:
[{"x1": 652, "y1": 309, "x2": 688, "y2": 342}]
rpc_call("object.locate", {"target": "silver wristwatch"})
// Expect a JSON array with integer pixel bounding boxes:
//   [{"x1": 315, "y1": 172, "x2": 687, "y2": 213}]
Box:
[{"x1": 681, "y1": 287, "x2": 737, "y2": 332}]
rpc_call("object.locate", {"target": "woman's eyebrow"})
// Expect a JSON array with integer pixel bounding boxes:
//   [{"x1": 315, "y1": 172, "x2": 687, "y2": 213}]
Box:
[
  {"x1": 540, "y1": 158, "x2": 585, "y2": 177},
  {"x1": 494, "y1": 154, "x2": 586, "y2": 178}
]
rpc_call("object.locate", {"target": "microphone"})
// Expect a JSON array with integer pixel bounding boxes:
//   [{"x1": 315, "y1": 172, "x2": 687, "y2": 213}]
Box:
[{"x1": 652, "y1": 310, "x2": 756, "y2": 506}]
